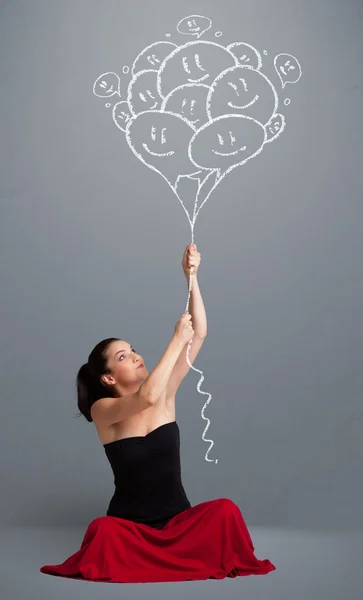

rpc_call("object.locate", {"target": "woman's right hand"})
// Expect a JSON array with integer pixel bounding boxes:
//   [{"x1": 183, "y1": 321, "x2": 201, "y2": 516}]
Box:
[{"x1": 174, "y1": 312, "x2": 195, "y2": 344}]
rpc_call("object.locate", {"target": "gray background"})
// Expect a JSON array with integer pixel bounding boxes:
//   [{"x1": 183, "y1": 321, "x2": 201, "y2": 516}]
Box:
[{"x1": 1, "y1": 1, "x2": 362, "y2": 592}]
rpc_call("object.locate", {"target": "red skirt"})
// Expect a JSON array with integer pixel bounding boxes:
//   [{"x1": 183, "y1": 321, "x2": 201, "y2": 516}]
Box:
[{"x1": 40, "y1": 498, "x2": 276, "y2": 583}]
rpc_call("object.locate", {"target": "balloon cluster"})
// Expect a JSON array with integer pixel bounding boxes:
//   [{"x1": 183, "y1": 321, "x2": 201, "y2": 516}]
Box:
[
  {"x1": 93, "y1": 19, "x2": 302, "y2": 227},
  {"x1": 92, "y1": 18, "x2": 302, "y2": 464}
]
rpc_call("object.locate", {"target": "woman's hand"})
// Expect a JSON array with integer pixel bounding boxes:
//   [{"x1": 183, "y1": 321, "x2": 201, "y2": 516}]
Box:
[{"x1": 182, "y1": 243, "x2": 201, "y2": 278}]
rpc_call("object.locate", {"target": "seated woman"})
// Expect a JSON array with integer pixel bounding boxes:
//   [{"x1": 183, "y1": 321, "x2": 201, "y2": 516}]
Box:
[{"x1": 40, "y1": 246, "x2": 276, "y2": 583}]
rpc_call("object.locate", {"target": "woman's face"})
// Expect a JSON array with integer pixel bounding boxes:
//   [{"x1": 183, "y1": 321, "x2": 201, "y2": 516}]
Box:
[{"x1": 103, "y1": 340, "x2": 148, "y2": 394}]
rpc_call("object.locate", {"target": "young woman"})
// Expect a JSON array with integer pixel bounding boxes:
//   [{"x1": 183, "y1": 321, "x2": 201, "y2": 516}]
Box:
[{"x1": 40, "y1": 244, "x2": 276, "y2": 583}]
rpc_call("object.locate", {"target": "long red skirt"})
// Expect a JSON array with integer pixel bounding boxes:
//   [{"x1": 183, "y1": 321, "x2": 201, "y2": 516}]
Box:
[{"x1": 40, "y1": 498, "x2": 276, "y2": 583}]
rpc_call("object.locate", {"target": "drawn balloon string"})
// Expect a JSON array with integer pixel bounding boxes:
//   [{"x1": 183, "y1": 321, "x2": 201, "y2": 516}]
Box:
[{"x1": 92, "y1": 15, "x2": 302, "y2": 464}]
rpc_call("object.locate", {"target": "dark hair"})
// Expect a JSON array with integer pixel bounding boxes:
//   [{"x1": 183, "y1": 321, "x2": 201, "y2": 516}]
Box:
[{"x1": 75, "y1": 337, "x2": 120, "y2": 422}]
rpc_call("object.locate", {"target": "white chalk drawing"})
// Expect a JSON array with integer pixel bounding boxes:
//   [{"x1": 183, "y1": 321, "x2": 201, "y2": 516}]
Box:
[
  {"x1": 122, "y1": 65, "x2": 130, "y2": 75},
  {"x1": 264, "y1": 113, "x2": 286, "y2": 144},
  {"x1": 215, "y1": 31, "x2": 223, "y2": 37},
  {"x1": 132, "y1": 41, "x2": 178, "y2": 76},
  {"x1": 93, "y1": 72, "x2": 121, "y2": 98},
  {"x1": 92, "y1": 14, "x2": 303, "y2": 465},
  {"x1": 205, "y1": 65, "x2": 278, "y2": 125},
  {"x1": 274, "y1": 53, "x2": 302, "y2": 88},
  {"x1": 127, "y1": 69, "x2": 163, "y2": 115},
  {"x1": 227, "y1": 42, "x2": 263, "y2": 70},
  {"x1": 177, "y1": 15, "x2": 212, "y2": 38},
  {"x1": 113, "y1": 101, "x2": 132, "y2": 132},
  {"x1": 160, "y1": 83, "x2": 210, "y2": 129},
  {"x1": 157, "y1": 41, "x2": 239, "y2": 99}
]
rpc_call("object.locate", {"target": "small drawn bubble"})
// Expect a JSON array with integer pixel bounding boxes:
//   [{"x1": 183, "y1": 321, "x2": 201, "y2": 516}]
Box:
[
  {"x1": 177, "y1": 15, "x2": 212, "y2": 38},
  {"x1": 263, "y1": 50, "x2": 268, "y2": 55},
  {"x1": 284, "y1": 98, "x2": 291, "y2": 105},
  {"x1": 122, "y1": 65, "x2": 130, "y2": 75},
  {"x1": 215, "y1": 31, "x2": 223, "y2": 37},
  {"x1": 93, "y1": 72, "x2": 121, "y2": 98},
  {"x1": 113, "y1": 100, "x2": 132, "y2": 132},
  {"x1": 165, "y1": 33, "x2": 171, "y2": 37},
  {"x1": 265, "y1": 113, "x2": 286, "y2": 143},
  {"x1": 105, "y1": 103, "x2": 111, "y2": 108},
  {"x1": 274, "y1": 53, "x2": 302, "y2": 88}
]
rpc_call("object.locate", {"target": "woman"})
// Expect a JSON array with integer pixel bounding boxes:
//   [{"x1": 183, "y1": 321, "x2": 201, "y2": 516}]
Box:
[{"x1": 40, "y1": 244, "x2": 276, "y2": 583}]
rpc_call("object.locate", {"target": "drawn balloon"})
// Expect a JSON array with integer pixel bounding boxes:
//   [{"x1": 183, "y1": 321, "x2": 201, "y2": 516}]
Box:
[
  {"x1": 226, "y1": 42, "x2": 263, "y2": 70},
  {"x1": 206, "y1": 65, "x2": 278, "y2": 126},
  {"x1": 125, "y1": 110, "x2": 210, "y2": 193},
  {"x1": 189, "y1": 114, "x2": 266, "y2": 218},
  {"x1": 157, "y1": 40, "x2": 238, "y2": 99},
  {"x1": 160, "y1": 83, "x2": 210, "y2": 129},
  {"x1": 131, "y1": 41, "x2": 178, "y2": 76},
  {"x1": 127, "y1": 69, "x2": 163, "y2": 115},
  {"x1": 113, "y1": 101, "x2": 133, "y2": 132}
]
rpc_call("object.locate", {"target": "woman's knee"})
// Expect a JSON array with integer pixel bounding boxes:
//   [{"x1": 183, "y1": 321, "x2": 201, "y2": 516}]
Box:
[
  {"x1": 88, "y1": 516, "x2": 113, "y2": 532},
  {"x1": 213, "y1": 497, "x2": 240, "y2": 514}
]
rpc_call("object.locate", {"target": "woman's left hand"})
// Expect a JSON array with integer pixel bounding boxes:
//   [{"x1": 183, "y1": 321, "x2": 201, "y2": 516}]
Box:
[{"x1": 182, "y1": 243, "x2": 201, "y2": 278}]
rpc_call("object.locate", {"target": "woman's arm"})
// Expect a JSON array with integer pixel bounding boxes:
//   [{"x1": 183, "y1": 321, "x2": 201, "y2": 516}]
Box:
[
  {"x1": 140, "y1": 335, "x2": 185, "y2": 402},
  {"x1": 187, "y1": 274, "x2": 207, "y2": 337}
]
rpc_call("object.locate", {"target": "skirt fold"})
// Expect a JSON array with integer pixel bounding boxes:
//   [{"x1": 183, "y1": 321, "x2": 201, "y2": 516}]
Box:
[{"x1": 40, "y1": 498, "x2": 276, "y2": 583}]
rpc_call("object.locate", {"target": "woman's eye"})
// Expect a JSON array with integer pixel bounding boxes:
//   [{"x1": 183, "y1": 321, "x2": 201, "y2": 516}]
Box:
[{"x1": 119, "y1": 349, "x2": 136, "y2": 360}]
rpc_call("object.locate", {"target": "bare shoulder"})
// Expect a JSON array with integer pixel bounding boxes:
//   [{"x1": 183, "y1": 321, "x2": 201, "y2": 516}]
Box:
[
  {"x1": 91, "y1": 389, "x2": 154, "y2": 429},
  {"x1": 93, "y1": 391, "x2": 175, "y2": 446},
  {"x1": 92, "y1": 419, "x2": 115, "y2": 445}
]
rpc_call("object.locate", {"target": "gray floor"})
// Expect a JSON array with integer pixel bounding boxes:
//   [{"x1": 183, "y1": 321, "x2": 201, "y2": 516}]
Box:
[{"x1": 1, "y1": 527, "x2": 362, "y2": 600}]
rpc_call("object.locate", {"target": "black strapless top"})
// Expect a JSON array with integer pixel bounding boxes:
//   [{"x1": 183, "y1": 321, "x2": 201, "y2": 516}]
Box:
[{"x1": 103, "y1": 421, "x2": 192, "y2": 529}]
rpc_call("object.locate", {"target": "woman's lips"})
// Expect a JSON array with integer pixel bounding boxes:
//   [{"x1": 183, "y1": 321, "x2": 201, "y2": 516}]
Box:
[{"x1": 137, "y1": 363, "x2": 144, "y2": 369}]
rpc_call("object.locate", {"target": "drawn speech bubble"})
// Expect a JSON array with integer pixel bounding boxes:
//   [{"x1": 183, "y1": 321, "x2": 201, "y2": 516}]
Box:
[
  {"x1": 274, "y1": 53, "x2": 302, "y2": 88},
  {"x1": 177, "y1": 15, "x2": 212, "y2": 39},
  {"x1": 93, "y1": 72, "x2": 121, "y2": 98}
]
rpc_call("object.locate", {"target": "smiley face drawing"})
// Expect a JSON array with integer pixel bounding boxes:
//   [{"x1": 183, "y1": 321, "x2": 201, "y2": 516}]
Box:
[
  {"x1": 93, "y1": 72, "x2": 121, "y2": 98},
  {"x1": 127, "y1": 70, "x2": 163, "y2": 116},
  {"x1": 126, "y1": 110, "x2": 204, "y2": 190},
  {"x1": 157, "y1": 41, "x2": 238, "y2": 99},
  {"x1": 112, "y1": 101, "x2": 133, "y2": 132},
  {"x1": 131, "y1": 41, "x2": 178, "y2": 76},
  {"x1": 206, "y1": 65, "x2": 278, "y2": 126},
  {"x1": 176, "y1": 15, "x2": 212, "y2": 38},
  {"x1": 274, "y1": 53, "x2": 302, "y2": 88},
  {"x1": 189, "y1": 114, "x2": 266, "y2": 175},
  {"x1": 161, "y1": 84, "x2": 210, "y2": 129}
]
